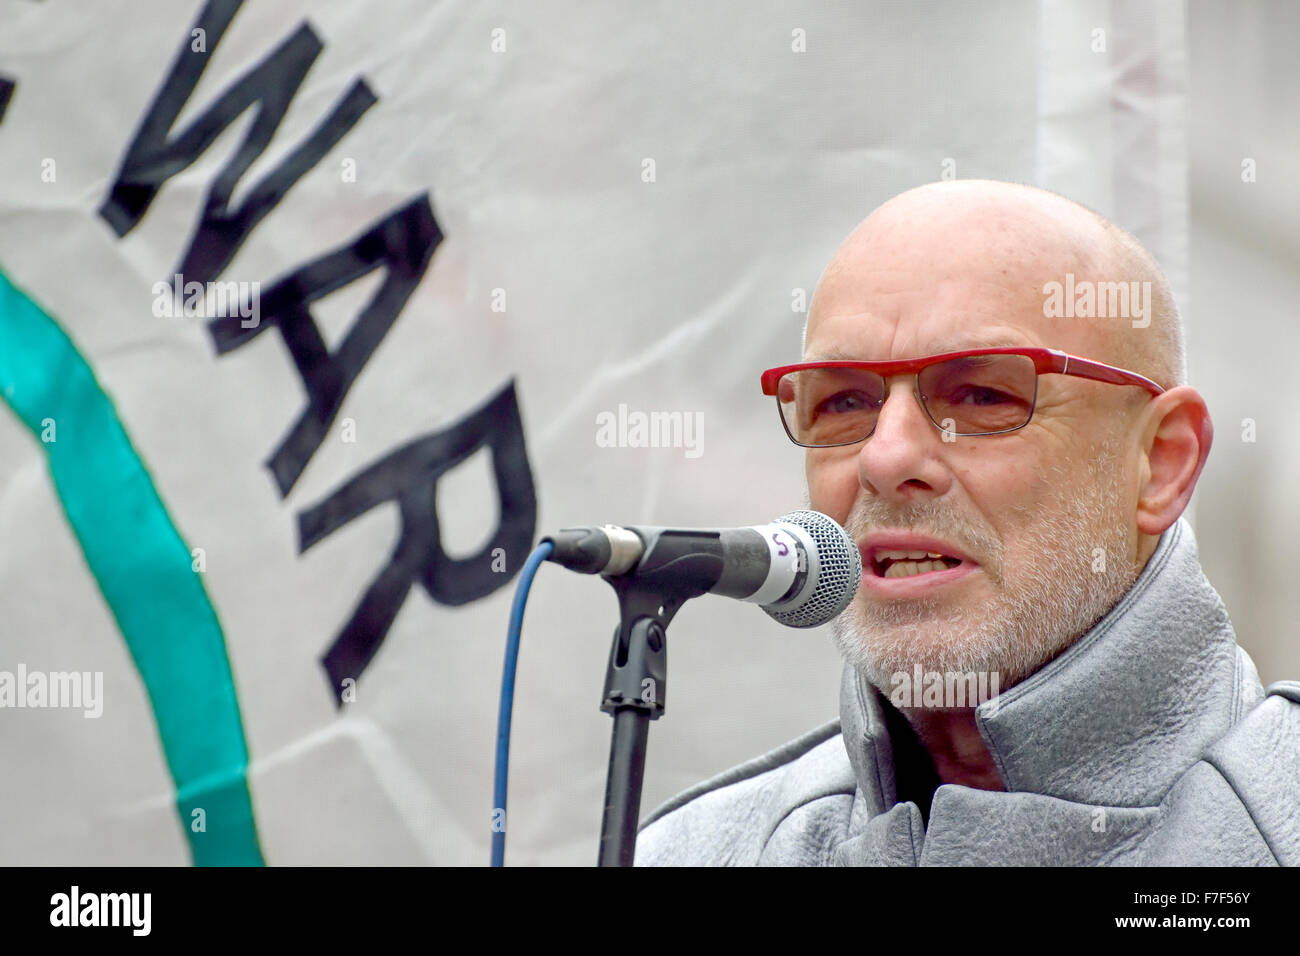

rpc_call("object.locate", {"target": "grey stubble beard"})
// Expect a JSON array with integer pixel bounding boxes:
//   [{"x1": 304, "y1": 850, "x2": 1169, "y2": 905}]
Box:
[{"x1": 826, "y1": 440, "x2": 1141, "y2": 699}]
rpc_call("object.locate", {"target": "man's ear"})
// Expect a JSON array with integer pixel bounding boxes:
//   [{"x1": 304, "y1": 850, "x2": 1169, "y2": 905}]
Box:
[{"x1": 1135, "y1": 385, "x2": 1213, "y2": 536}]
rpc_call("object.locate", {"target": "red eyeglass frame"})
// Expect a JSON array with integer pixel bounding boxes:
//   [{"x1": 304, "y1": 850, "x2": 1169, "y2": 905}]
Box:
[{"x1": 760, "y1": 347, "x2": 1165, "y2": 442}]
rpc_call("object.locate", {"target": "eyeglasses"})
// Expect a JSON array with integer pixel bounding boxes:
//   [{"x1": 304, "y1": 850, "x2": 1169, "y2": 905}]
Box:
[{"x1": 760, "y1": 347, "x2": 1164, "y2": 447}]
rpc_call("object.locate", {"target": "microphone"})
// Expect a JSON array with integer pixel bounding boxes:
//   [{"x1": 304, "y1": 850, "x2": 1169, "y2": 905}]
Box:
[{"x1": 541, "y1": 510, "x2": 862, "y2": 628}]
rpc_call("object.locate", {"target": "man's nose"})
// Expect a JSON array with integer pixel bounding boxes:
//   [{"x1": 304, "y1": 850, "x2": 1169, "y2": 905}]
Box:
[{"x1": 856, "y1": 376, "x2": 953, "y2": 503}]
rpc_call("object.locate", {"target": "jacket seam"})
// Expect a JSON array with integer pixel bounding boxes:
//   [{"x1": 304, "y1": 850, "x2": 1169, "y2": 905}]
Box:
[
  {"x1": 1199, "y1": 755, "x2": 1284, "y2": 866},
  {"x1": 759, "y1": 784, "x2": 858, "y2": 862},
  {"x1": 853, "y1": 670, "x2": 892, "y2": 805},
  {"x1": 1230, "y1": 646, "x2": 1244, "y2": 723},
  {"x1": 637, "y1": 718, "x2": 843, "y2": 831},
  {"x1": 906, "y1": 805, "x2": 922, "y2": 864}
]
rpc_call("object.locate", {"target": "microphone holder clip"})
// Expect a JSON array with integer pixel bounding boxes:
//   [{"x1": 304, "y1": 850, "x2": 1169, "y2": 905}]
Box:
[{"x1": 596, "y1": 539, "x2": 718, "y2": 866}]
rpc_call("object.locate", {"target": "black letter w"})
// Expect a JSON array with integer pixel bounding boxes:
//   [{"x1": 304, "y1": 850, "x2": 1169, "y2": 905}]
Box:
[{"x1": 98, "y1": 0, "x2": 377, "y2": 286}]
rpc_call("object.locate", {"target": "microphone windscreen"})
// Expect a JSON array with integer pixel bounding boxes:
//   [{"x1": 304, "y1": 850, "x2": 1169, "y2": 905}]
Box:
[{"x1": 762, "y1": 510, "x2": 861, "y2": 628}]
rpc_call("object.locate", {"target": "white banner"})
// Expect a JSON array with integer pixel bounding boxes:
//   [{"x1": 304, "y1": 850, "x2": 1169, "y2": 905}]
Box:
[{"x1": 0, "y1": 0, "x2": 1185, "y2": 864}]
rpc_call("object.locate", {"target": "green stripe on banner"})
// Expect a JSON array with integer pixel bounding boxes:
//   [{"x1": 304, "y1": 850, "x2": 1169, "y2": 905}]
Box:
[{"x1": 0, "y1": 269, "x2": 264, "y2": 866}]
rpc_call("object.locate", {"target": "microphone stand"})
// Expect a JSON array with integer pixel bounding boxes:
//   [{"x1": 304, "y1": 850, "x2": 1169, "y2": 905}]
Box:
[
  {"x1": 595, "y1": 537, "x2": 719, "y2": 866},
  {"x1": 546, "y1": 512, "x2": 846, "y2": 865}
]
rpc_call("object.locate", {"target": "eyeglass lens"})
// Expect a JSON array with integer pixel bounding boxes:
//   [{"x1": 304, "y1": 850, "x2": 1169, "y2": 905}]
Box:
[{"x1": 776, "y1": 354, "x2": 1038, "y2": 445}]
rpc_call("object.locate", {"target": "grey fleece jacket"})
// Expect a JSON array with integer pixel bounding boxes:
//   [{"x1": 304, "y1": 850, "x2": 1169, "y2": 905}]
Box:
[{"x1": 634, "y1": 517, "x2": 1300, "y2": 866}]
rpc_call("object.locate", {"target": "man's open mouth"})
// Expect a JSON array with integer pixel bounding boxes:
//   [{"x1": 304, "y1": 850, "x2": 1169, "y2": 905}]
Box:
[{"x1": 870, "y1": 550, "x2": 964, "y2": 579}]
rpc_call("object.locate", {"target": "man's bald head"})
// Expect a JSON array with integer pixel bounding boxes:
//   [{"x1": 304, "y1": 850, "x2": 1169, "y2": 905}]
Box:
[
  {"x1": 805, "y1": 180, "x2": 1185, "y2": 391},
  {"x1": 800, "y1": 178, "x2": 1213, "y2": 702}
]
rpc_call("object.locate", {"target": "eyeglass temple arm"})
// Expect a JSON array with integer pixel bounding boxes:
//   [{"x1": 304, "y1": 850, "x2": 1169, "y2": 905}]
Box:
[{"x1": 1050, "y1": 351, "x2": 1165, "y2": 395}]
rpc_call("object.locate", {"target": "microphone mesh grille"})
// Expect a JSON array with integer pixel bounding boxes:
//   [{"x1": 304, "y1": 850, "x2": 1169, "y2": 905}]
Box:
[{"x1": 763, "y1": 510, "x2": 862, "y2": 628}]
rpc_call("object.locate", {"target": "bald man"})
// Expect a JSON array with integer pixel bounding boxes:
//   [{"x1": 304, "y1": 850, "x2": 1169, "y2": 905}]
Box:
[{"x1": 634, "y1": 180, "x2": 1300, "y2": 866}]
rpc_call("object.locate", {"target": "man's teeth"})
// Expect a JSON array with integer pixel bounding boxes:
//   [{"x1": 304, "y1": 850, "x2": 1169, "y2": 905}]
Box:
[
  {"x1": 875, "y1": 550, "x2": 960, "y2": 578},
  {"x1": 883, "y1": 559, "x2": 949, "y2": 578}
]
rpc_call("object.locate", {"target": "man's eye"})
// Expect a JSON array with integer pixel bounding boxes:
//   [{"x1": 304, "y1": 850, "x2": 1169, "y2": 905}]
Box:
[
  {"x1": 818, "y1": 390, "x2": 873, "y2": 414},
  {"x1": 951, "y1": 385, "x2": 1015, "y2": 406}
]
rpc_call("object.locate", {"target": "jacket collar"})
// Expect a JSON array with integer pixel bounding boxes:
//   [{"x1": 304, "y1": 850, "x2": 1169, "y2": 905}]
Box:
[{"x1": 840, "y1": 517, "x2": 1249, "y2": 810}]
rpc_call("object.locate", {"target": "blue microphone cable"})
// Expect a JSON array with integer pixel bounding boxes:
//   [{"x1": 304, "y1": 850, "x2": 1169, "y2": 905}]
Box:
[{"x1": 491, "y1": 540, "x2": 553, "y2": 867}]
